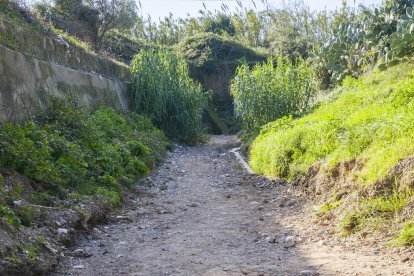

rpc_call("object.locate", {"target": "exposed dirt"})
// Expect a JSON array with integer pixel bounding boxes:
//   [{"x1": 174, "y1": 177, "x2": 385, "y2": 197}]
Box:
[{"x1": 53, "y1": 136, "x2": 414, "y2": 276}]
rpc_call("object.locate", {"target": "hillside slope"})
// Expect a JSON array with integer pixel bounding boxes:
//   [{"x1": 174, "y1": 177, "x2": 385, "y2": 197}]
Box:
[{"x1": 250, "y1": 61, "x2": 414, "y2": 243}]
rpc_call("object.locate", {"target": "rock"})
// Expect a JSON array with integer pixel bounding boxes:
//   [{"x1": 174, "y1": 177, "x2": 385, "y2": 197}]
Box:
[
  {"x1": 400, "y1": 256, "x2": 410, "y2": 263},
  {"x1": 73, "y1": 265, "x2": 85, "y2": 269},
  {"x1": 93, "y1": 227, "x2": 102, "y2": 235},
  {"x1": 116, "y1": 215, "x2": 131, "y2": 221},
  {"x1": 12, "y1": 200, "x2": 23, "y2": 206},
  {"x1": 265, "y1": 236, "x2": 277, "y2": 244},
  {"x1": 300, "y1": 270, "x2": 316, "y2": 276},
  {"x1": 116, "y1": 254, "x2": 124, "y2": 259},
  {"x1": 318, "y1": 240, "x2": 326, "y2": 247},
  {"x1": 57, "y1": 228, "x2": 69, "y2": 235},
  {"x1": 71, "y1": 248, "x2": 92, "y2": 258},
  {"x1": 284, "y1": 236, "x2": 296, "y2": 248}
]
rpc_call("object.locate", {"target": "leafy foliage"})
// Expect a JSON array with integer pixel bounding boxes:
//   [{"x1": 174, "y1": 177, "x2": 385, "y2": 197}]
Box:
[
  {"x1": 393, "y1": 221, "x2": 414, "y2": 246},
  {"x1": 0, "y1": 98, "x2": 169, "y2": 206},
  {"x1": 230, "y1": 57, "x2": 315, "y2": 132},
  {"x1": 130, "y1": 47, "x2": 208, "y2": 144}
]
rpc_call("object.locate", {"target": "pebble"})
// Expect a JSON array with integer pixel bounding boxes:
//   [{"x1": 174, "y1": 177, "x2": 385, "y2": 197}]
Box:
[
  {"x1": 284, "y1": 236, "x2": 297, "y2": 248},
  {"x1": 265, "y1": 236, "x2": 277, "y2": 244},
  {"x1": 300, "y1": 270, "x2": 316, "y2": 276},
  {"x1": 57, "y1": 228, "x2": 69, "y2": 235},
  {"x1": 73, "y1": 265, "x2": 85, "y2": 269},
  {"x1": 71, "y1": 248, "x2": 92, "y2": 258}
]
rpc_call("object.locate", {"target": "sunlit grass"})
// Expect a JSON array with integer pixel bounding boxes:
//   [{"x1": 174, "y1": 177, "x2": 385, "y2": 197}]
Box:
[{"x1": 250, "y1": 61, "x2": 414, "y2": 186}]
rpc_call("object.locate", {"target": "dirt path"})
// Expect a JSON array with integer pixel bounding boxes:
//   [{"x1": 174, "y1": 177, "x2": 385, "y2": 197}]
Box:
[{"x1": 53, "y1": 136, "x2": 414, "y2": 276}]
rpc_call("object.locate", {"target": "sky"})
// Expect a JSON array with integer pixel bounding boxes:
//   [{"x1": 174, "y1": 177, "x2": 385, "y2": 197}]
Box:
[{"x1": 139, "y1": 0, "x2": 384, "y2": 20}]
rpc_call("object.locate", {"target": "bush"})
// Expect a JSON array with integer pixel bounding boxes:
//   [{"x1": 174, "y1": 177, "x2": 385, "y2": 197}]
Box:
[
  {"x1": 0, "y1": 98, "x2": 170, "y2": 206},
  {"x1": 131, "y1": 47, "x2": 208, "y2": 144},
  {"x1": 230, "y1": 57, "x2": 315, "y2": 132}
]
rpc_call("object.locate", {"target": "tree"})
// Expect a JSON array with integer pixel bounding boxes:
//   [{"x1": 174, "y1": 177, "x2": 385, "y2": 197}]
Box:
[
  {"x1": 83, "y1": 0, "x2": 122, "y2": 50},
  {"x1": 202, "y1": 13, "x2": 235, "y2": 36}
]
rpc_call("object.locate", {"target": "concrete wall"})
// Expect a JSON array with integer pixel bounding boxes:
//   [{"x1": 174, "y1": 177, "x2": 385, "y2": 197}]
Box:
[
  {"x1": 0, "y1": 44, "x2": 130, "y2": 123},
  {"x1": 0, "y1": 15, "x2": 131, "y2": 81},
  {"x1": 0, "y1": 15, "x2": 132, "y2": 123}
]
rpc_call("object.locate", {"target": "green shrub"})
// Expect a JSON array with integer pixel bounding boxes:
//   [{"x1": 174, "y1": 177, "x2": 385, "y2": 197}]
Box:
[
  {"x1": 131, "y1": 47, "x2": 208, "y2": 144},
  {"x1": 0, "y1": 99, "x2": 169, "y2": 208},
  {"x1": 230, "y1": 57, "x2": 315, "y2": 132}
]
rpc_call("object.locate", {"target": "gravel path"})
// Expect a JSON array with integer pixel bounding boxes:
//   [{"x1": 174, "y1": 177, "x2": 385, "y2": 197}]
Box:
[{"x1": 53, "y1": 136, "x2": 414, "y2": 276}]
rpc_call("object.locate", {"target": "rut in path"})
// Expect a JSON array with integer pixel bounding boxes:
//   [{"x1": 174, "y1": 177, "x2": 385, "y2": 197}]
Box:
[{"x1": 54, "y1": 136, "x2": 414, "y2": 276}]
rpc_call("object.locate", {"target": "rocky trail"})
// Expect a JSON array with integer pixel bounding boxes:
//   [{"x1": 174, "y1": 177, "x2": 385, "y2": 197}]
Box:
[{"x1": 53, "y1": 136, "x2": 414, "y2": 276}]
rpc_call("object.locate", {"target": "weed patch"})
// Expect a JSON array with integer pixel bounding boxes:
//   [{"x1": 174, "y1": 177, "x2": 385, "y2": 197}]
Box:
[{"x1": 0, "y1": 98, "x2": 170, "y2": 228}]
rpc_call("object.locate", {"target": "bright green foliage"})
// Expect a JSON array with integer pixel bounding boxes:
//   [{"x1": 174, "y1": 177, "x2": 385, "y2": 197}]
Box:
[
  {"x1": 230, "y1": 57, "x2": 315, "y2": 132},
  {"x1": 393, "y1": 221, "x2": 414, "y2": 246},
  {"x1": 319, "y1": 199, "x2": 343, "y2": 214},
  {"x1": 0, "y1": 98, "x2": 169, "y2": 206},
  {"x1": 250, "y1": 62, "x2": 414, "y2": 183},
  {"x1": 131, "y1": 47, "x2": 208, "y2": 144}
]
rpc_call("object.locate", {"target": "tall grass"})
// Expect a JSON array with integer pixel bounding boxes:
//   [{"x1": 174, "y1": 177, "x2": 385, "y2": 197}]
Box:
[
  {"x1": 250, "y1": 62, "x2": 414, "y2": 184},
  {"x1": 230, "y1": 57, "x2": 315, "y2": 132},
  {"x1": 131, "y1": 47, "x2": 208, "y2": 144}
]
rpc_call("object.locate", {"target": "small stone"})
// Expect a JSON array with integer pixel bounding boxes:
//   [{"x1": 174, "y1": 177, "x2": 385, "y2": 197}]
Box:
[
  {"x1": 284, "y1": 236, "x2": 296, "y2": 248},
  {"x1": 300, "y1": 270, "x2": 315, "y2": 276},
  {"x1": 93, "y1": 228, "x2": 102, "y2": 235},
  {"x1": 318, "y1": 240, "x2": 326, "y2": 247},
  {"x1": 265, "y1": 236, "x2": 277, "y2": 243},
  {"x1": 13, "y1": 200, "x2": 23, "y2": 206},
  {"x1": 73, "y1": 265, "x2": 85, "y2": 269},
  {"x1": 116, "y1": 254, "x2": 124, "y2": 259},
  {"x1": 400, "y1": 256, "x2": 410, "y2": 263},
  {"x1": 71, "y1": 249, "x2": 92, "y2": 258},
  {"x1": 116, "y1": 215, "x2": 130, "y2": 221},
  {"x1": 57, "y1": 228, "x2": 69, "y2": 235}
]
